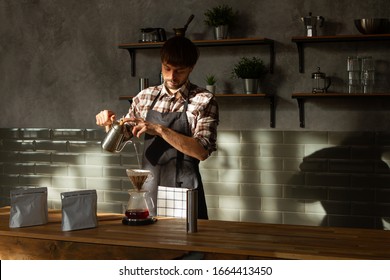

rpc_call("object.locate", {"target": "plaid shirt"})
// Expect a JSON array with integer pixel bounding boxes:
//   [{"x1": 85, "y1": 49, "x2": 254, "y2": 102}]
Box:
[{"x1": 127, "y1": 81, "x2": 219, "y2": 154}]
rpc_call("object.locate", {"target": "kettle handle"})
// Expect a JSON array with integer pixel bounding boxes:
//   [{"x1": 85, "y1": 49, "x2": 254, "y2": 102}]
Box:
[
  {"x1": 116, "y1": 124, "x2": 133, "y2": 152},
  {"x1": 184, "y1": 14, "x2": 195, "y2": 30}
]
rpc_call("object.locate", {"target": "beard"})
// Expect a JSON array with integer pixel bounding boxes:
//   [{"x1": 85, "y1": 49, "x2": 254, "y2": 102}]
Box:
[{"x1": 164, "y1": 79, "x2": 183, "y2": 90}]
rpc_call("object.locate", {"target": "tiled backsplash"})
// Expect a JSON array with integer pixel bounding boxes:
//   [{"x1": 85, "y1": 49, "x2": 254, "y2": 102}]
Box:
[{"x1": 1, "y1": 128, "x2": 390, "y2": 229}]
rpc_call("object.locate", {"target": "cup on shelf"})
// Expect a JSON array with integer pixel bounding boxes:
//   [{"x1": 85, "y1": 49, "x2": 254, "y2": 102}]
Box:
[
  {"x1": 348, "y1": 71, "x2": 361, "y2": 84},
  {"x1": 360, "y1": 56, "x2": 375, "y2": 93},
  {"x1": 362, "y1": 70, "x2": 375, "y2": 93},
  {"x1": 361, "y1": 56, "x2": 375, "y2": 71},
  {"x1": 347, "y1": 56, "x2": 361, "y2": 93},
  {"x1": 347, "y1": 56, "x2": 361, "y2": 72},
  {"x1": 348, "y1": 84, "x2": 362, "y2": 94},
  {"x1": 346, "y1": 56, "x2": 376, "y2": 93}
]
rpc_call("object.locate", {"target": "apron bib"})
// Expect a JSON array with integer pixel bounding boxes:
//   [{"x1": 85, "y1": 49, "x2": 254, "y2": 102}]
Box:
[{"x1": 142, "y1": 91, "x2": 208, "y2": 219}]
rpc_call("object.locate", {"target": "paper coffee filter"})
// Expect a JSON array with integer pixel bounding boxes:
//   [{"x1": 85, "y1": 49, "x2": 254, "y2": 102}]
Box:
[{"x1": 126, "y1": 169, "x2": 152, "y2": 190}]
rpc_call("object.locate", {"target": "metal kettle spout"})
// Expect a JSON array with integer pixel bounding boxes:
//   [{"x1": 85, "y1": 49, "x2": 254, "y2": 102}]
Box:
[{"x1": 116, "y1": 137, "x2": 132, "y2": 153}]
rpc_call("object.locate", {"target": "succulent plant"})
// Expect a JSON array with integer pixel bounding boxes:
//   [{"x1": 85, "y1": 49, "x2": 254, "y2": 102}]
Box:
[{"x1": 205, "y1": 74, "x2": 217, "y2": 85}]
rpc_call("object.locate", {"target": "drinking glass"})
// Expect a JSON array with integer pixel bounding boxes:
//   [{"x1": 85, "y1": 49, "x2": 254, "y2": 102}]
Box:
[
  {"x1": 361, "y1": 57, "x2": 375, "y2": 93},
  {"x1": 347, "y1": 56, "x2": 361, "y2": 93},
  {"x1": 347, "y1": 56, "x2": 361, "y2": 71}
]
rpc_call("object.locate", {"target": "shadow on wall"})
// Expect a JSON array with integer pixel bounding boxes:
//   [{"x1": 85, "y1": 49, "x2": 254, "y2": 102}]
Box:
[{"x1": 291, "y1": 135, "x2": 390, "y2": 230}]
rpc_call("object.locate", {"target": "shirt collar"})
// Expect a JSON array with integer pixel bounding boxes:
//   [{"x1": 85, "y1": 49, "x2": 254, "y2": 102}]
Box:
[{"x1": 161, "y1": 80, "x2": 190, "y2": 99}]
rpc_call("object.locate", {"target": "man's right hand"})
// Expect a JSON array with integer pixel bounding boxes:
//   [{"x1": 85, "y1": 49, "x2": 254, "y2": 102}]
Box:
[{"x1": 96, "y1": 110, "x2": 116, "y2": 131}]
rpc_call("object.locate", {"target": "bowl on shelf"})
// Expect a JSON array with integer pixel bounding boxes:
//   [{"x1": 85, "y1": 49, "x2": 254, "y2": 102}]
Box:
[{"x1": 354, "y1": 18, "x2": 389, "y2": 34}]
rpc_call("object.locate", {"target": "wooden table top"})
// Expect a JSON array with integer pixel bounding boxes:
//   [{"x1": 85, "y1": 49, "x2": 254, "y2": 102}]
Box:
[{"x1": 1, "y1": 207, "x2": 390, "y2": 260}]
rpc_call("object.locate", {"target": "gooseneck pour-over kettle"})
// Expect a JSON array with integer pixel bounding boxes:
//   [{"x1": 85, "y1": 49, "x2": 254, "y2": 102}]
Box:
[{"x1": 101, "y1": 119, "x2": 133, "y2": 153}]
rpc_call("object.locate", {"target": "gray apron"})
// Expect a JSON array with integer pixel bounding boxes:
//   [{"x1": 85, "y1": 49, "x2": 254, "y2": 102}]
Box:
[{"x1": 142, "y1": 90, "x2": 208, "y2": 219}]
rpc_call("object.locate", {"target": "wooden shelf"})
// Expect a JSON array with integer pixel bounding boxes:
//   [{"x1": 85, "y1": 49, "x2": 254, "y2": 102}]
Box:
[
  {"x1": 292, "y1": 92, "x2": 390, "y2": 98},
  {"x1": 119, "y1": 95, "x2": 134, "y2": 101},
  {"x1": 291, "y1": 34, "x2": 390, "y2": 73},
  {"x1": 118, "y1": 37, "x2": 275, "y2": 76},
  {"x1": 292, "y1": 92, "x2": 390, "y2": 127},
  {"x1": 215, "y1": 93, "x2": 268, "y2": 97},
  {"x1": 119, "y1": 93, "x2": 276, "y2": 128}
]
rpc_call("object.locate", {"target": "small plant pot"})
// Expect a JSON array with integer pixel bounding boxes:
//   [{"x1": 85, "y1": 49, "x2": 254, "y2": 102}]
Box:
[
  {"x1": 243, "y1": 79, "x2": 259, "y2": 94},
  {"x1": 206, "y1": 85, "x2": 216, "y2": 94},
  {"x1": 214, "y1": 25, "x2": 228, "y2": 40}
]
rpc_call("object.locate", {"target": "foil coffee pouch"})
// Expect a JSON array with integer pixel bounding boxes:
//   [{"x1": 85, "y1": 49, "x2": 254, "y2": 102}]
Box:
[
  {"x1": 9, "y1": 187, "x2": 48, "y2": 228},
  {"x1": 61, "y1": 189, "x2": 97, "y2": 231}
]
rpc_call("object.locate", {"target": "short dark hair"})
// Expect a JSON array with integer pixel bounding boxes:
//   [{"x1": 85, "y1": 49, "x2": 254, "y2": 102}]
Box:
[{"x1": 160, "y1": 36, "x2": 199, "y2": 68}]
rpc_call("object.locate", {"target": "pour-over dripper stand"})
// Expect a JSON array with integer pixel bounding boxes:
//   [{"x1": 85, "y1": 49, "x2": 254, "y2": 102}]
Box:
[
  {"x1": 123, "y1": 169, "x2": 157, "y2": 226},
  {"x1": 126, "y1": 169, "x2": 151, "y2": 191}
]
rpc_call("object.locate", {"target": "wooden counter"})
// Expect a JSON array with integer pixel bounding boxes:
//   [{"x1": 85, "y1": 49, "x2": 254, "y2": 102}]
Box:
[{"x1": 1, "y1": 207, "x2": 389, "y2": 260}]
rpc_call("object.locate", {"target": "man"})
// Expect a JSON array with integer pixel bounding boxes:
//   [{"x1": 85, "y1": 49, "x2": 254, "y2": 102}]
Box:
[{"x1": 96, "y1": 36, "x2": 219, "y2": 219}]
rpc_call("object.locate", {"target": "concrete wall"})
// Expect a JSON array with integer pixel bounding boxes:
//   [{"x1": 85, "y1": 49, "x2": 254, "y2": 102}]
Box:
[
  {"x1": 1, "y1": 0, "x2": 390, "y2": 130},
  {"x1": 1, "y1": 0, "x2": 390, "y2": 229}
]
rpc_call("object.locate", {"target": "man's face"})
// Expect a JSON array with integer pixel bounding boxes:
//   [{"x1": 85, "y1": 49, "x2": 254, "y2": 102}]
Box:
[{"x1": 161, "y1": 62, "x2": 193, "y2": 90}]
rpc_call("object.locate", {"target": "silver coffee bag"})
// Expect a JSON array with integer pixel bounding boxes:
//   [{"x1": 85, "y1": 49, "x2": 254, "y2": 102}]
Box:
[
  {"x1": 9, "y1": 187, "x2": 48, "y2": 228},
  {"x1": 61, "y1": 189, "x2": 97, "y2": 231}
]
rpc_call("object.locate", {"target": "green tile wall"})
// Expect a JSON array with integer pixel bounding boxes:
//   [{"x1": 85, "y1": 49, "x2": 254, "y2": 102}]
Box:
[{"x1": 1, "y1": 128, "x2": 390, "y2": 229}]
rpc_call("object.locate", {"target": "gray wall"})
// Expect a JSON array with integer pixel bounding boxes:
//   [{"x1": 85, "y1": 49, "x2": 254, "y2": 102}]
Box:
[{"x1": 1, "y1": 0, "x2": 390, "y2": 130}]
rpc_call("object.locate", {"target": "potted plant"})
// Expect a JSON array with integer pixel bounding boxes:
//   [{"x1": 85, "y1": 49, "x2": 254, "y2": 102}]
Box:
[
  {"x1": 204, "y1": 4, "x2": 236, "y2": 40},
  {"x1": 205, "y1": 74, "x2": 217, "y2": 94},
  {"x1": 232, "y1": 56, "x2": 267, "y2": 94}
]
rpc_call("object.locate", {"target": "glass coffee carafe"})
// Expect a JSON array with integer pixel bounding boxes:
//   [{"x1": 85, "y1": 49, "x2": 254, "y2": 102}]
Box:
[
  {"x1": 312, "y1": 67, "x2": 331, "y2": 93},
  {"x1": 123, "y1": 169, "x2": 156, "y2": 225}
]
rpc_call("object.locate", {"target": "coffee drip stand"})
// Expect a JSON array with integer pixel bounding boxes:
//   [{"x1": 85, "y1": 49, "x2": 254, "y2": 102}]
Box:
[{"x1": 122, "y1": 169, "x2": 157, "y2": 225}]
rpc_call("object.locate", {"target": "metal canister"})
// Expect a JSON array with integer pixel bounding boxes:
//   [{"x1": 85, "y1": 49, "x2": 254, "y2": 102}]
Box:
[{"x1": 186, "y1": 189, "x2": 198, "y2": 233}]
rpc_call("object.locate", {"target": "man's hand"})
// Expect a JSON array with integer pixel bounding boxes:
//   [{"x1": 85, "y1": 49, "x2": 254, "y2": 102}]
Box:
[
  {"x1": 124, "y1": 117, "x2": 161, "y2": 138},
  {"x1": 124, "y1": 117, "x2": 208, "y2": 161},
  {"x1": 96, "y1": 110, "x2": 116, "y2": 132}
]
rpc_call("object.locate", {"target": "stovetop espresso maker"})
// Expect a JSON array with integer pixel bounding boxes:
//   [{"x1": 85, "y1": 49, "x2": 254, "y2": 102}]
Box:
[{"x1": 301, "y1": 12, "x2": 324, "y2": 37}]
